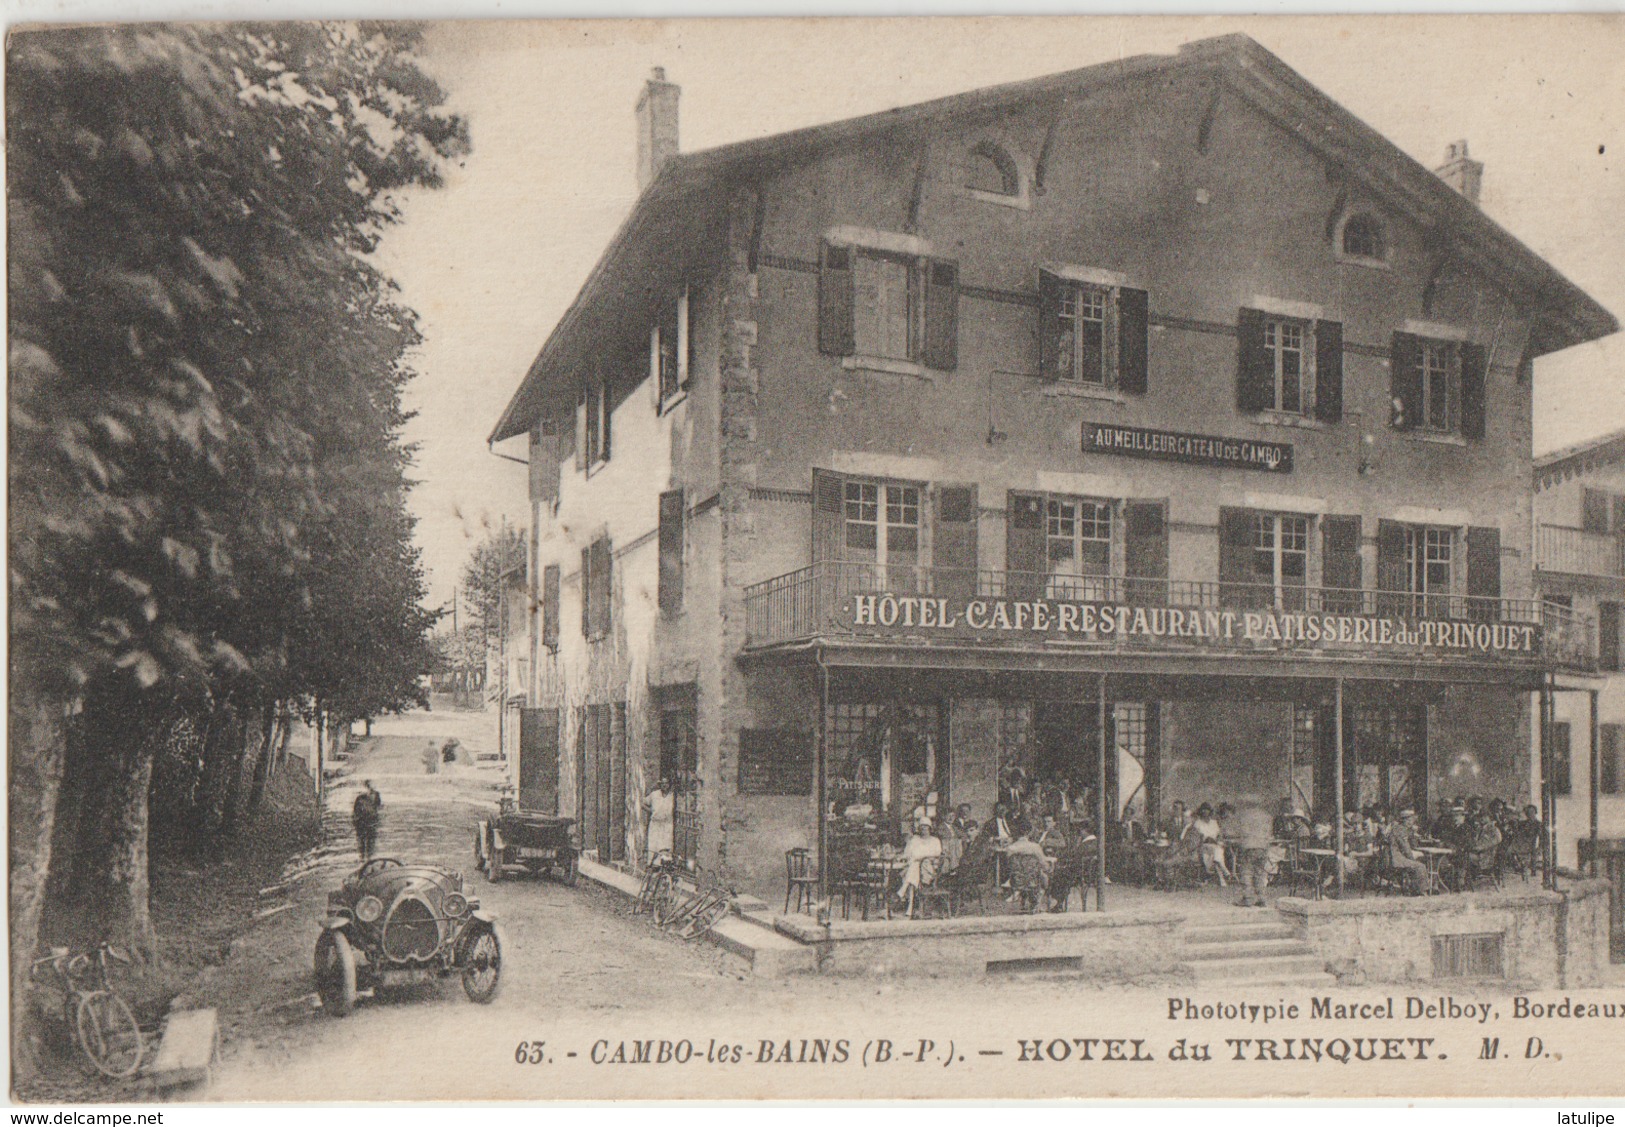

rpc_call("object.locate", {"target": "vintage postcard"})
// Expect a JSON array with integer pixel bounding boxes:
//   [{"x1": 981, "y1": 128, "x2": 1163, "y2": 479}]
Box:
[{"x1": 7, "y1": 13, "x2": 1625, "y2": 1105}]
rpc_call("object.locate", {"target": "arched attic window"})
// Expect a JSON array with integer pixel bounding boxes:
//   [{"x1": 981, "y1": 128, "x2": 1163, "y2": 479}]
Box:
[
  {"x1": 965, "y1": 142, "x2": 1020, "y2": 197},
  {"x1": 1341, "y1": 213, "x2": 1386, "y2": 261}
]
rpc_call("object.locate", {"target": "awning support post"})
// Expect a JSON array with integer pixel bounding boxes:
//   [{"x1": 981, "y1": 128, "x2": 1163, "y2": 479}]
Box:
[
  {"x1": 1590, "y1": 687, "x2": 1601, "y2": 879},
  {"x1": 816, "y1": 653, "x2": 830, "y2": 904},
  {"x1": 1334, "y1": 677, "x2": 1345, "y2": 900},
  {"x1": 1097, "y1": 672, "x2": 1108, "y2": 913}
]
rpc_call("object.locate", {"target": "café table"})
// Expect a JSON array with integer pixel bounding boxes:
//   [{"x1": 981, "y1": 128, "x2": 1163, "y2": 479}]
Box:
[{"x1": 1415, "y1": 845, "x2": 1455, "y2": 895}]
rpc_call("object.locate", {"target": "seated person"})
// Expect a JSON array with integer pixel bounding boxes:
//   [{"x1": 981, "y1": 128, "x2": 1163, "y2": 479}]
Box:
[
  {"x1": 1046, "y1": 822, "x2": 1097, "y2": 912},
  {"x1": 898, "y1": 819, "x2": 943, "y2": 911},
  {"x1": 1191, "y1": 803, "x2": 1232, "y2": 886},
  {"x1": 1463, "y1": 809, "x2": 1503, "y2": 882},
  {"x1": 1003, "y1": 820, "x2": 1053, "y2": 909},
  {"x1": 1384, "y1": 807, "x2": 1429, "y2": 895},
  {"x1": 1035, "y1": 813, "x2": 1069, "y2": 857}
]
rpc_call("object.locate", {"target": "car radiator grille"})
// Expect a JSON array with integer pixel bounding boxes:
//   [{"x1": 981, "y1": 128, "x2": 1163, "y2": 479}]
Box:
[{"x1": 383, "y1": 896, "x2": 440, "y2": 961}]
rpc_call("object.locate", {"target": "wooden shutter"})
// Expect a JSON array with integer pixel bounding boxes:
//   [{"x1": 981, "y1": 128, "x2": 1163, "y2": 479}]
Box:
[
  {"x1": 1322, "y1": 515, "x2": 1363, "y2": 612},
  {"x1": 1124, "y1": 501, "x2": 1168, "y2": 605},
  {"x1": 1038, "y1": 269, "x2": 1065, "y2": 381},
  {"x1": 1583, "y1": 488, "x2": 1611, "y2": 535},
  {"x1": 1006, "y1": 491, "x2": 1046, "y2": 599},
  {"x1": 1601, "y1": 601, "x2": 1621, "y2": 673},
  {"x1": 608, "y1": 702, "x2": 627, "y2": 862},
  {"x1": 1602, "y1": 725, "x2": 1621, "y2": 795},
  {"x1": 575, "y1": 390, "x2": 587, "y2": 471},
  {"x1": 935, "y1": 484, "x2": 979, "y2": 603},
  {"x1": 1614, "y1": 495, "x2": 1625, "y2": 534},
  {"x1": 1117, "y1": 287, "x2": 1150, "y2": 395},
  {"x1": 1236, "y1": 308, "x2": 1272, "y2": 412},
  {"x1": 1460, "y1": 342, "x2": 1487, "y2": 440},
  {"x1": 1390, "y1": 333, "x2": 1424, "y2": 430},
  {"x1": 579, "y1": 707, "x2": 597, "y2": 852},
  {"x1": 1218, "y1": 507, "x2": 1253, "y2": 605},
  {"x1": 595, "y1": 539, "x2": 614, "y2": 638},
  {"x1": 818, "y1": 242, "x2": 855, "y2": 356},
  {"x1": 1466, "y1": 525, "x2": 1501, "y2": 622},
  {"x1": 518, "y1": 707, "x2": 560, "y2": 815},
  {"x1": 580, "y1": 546, "x2": 592, "y2": 637},
  {"x1": 542, "y1": 563, "x2": 560, "y2": 651},
  {"x1": 922, "y1": 259, "x2": 959, "y2": 371},
  {"x1": 658, "y1": 489, "x2": 684, "y2": 616},
  {"x1": 600, "y1": 384, "x2": 612, "y2": 463},
  {"x1": 1314, "y1": 319, "x2": 1344, "y2": 423},
  {"x1": 1376, "y1": 518, "x2": 1407, "y2": 615},
  {"x1": 812, "y1": 469, "x2": 847, "y2": 564}
]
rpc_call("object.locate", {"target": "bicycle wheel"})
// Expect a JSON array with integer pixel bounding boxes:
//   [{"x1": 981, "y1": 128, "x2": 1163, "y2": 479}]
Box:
[
  {"x1": 74, "y1": 990, "x2": 143, "y2": 1079},
  {"x1": 680, "y1": 895, "x2": 731, "y2": 941},
  {"x1": 656, "y1": 888, "x2": 699, "y2": 929}
]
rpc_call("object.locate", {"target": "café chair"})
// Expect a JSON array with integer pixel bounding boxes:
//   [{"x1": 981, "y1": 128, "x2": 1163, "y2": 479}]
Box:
[{"x1": 784, "y1": 847, "x2": 819, "y2": 914}]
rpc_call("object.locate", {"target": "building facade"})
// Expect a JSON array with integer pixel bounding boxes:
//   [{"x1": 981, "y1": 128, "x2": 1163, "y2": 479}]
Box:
[
  {"x1": 1533, "y1": 431, "x2": 1625, "y2": 867},
  {"x1": 491, "y1": 35, "x2": 1615, "y2": 903}
]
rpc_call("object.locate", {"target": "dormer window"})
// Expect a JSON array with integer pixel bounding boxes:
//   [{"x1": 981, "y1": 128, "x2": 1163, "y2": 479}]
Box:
[
  {"x1": 965, "y1": 142, "x2": 1019, "y2": 197},
  {"x1": 1335, "y1": 210, "x2": 1389, "y2": 267}
]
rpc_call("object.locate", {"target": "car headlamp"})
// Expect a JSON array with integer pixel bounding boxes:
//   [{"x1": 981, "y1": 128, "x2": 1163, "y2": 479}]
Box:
[
  {"x1": 443, "y1": 892, "x2": 468, "y2": 918},
  {"x1": 355, "y1": 895, "x2": 384, "y2": 923}
]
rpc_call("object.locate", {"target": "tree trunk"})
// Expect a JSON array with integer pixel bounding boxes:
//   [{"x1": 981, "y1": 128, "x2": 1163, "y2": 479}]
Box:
[
  {"x1": 49, "y1": 681, "x2": 170, "y2": 963},
  {"x1": 246, "y1": 700, "x2": 278, "y2": 812},
  {"x1": 8, "y1": 689, "x2": 69, "y2": 1081},
  {"x1": 218, "y1": 707, "x2": 252, "y2": 836}
]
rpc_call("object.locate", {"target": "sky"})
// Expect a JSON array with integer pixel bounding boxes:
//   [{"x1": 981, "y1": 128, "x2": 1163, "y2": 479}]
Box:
[{"x1": 368, "y1": 15, "x2": 1625, "y2": 612}]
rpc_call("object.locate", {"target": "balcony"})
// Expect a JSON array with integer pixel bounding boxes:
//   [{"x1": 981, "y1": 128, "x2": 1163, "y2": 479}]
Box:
[
  {"x1": 1535, "y1": 524, "x2": 1625, "y2": 579},
  {"x1": 742, "y1": 561, "x2": 1597, "y2": 672}
]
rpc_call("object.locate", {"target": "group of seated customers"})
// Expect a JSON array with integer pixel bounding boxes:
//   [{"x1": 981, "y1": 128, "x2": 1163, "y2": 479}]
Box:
[{"x1": 1125, "y1": 793, "x2": 1546, "y2": 896}]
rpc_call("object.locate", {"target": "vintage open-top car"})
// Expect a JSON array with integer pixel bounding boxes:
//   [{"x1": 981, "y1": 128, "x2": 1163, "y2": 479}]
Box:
[
  {"x1": 314, "y1": 858, "x2": 504, "y2": 1016},
  {"x1": 476, "y1": 786, "x2": 579, "y2": 885}
]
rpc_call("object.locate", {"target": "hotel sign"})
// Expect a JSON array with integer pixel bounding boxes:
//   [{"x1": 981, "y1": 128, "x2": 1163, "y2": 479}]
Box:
[
  {"x1": 837, "y1": 593, "x2": 1541, "y2": 660},
  {"x1": 1082, "y1": 422, "x2": 1293, "y2": 473}
]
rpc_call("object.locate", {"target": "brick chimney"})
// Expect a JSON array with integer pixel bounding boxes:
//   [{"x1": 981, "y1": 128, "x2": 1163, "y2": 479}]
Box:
[
  {"x1": 636, "y1": 66, "x2": 680, "y2": 191},
  {"x1": 1434, "y1": 140, "x2": 1483, "y2": 204}
]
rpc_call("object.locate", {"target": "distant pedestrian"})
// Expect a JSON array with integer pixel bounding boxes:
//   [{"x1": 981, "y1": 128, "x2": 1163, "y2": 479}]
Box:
[
  {"x1": 423, "y1": 740, "x2": 439, "y2": 775},
  {"x1": 353, "y1": 779, "x2": 382, "y2": 861}
]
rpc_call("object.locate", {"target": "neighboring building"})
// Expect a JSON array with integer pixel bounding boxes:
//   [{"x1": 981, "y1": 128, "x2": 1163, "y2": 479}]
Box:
[
  {"x1": 490, "y1": 36, "x2": 1616, "y2": 902},
  {"x1": 1534, "y1": 429, "x2": 1625, "y2": 867}
]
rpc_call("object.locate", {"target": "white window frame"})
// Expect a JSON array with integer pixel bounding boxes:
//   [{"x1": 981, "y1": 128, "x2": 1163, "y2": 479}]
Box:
[
  {"x1": 1404, "y1": 524, "x2": 1458, "y2": 616},
  {"x1": 650, "y1": 286, "x2": 689, "y2": 413},
  {"x1": 1250, "y1": 511, "x2": 1311, "y2": 608},
  {"x1": 1044, "y1": 496, "x2": 1114, "y2": 600},
  {"x1": 585, "y1": 376, "x2": 610, "y2": 472},
  {"x1": 1420, "y1": 340, "x2": 1462, "y2": 436},
  {"x1": 1056, "y1": 282, "x2": 1117, "y2": 387},
  {"x1": 1263, "y1": 317, "x2": 1316, "y2": 416},
  {"x1": 843, "y1": 478, "x2": 922, "y2": 587},
  {"x1": 851, "y1": 249, "x2": 921, "y2": 365}
]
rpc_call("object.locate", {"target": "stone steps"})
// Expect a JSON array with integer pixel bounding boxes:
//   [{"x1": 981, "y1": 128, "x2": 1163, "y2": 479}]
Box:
[{"x1": 1180, "y1": 918, "x2": 1336, "y2": 987}]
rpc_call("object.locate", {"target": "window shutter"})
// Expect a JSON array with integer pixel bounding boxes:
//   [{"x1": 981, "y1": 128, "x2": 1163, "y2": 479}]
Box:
[
  {"x1": 1218, "y1": 507, "x2": 1252, "y2": 603},
  {"x1": 600, "y1": 386, "x2": 613, "y2": 463},
  {"x1": 1390, "y1": 333, "x2": 1424, "y2": 430},
  {"x1": 1235, "y1": 308, "x2": 1272, "y2": 412},
  {"x1": 608, "y1": 702, "x2": 627, "y2": 862},
  {"x1": 1124, "y1": 502, "x2": 1168, "y2": 605},
  {"x1": 580, "y1": 546, "x2": 592, "y2": 637},
  {"x1": 1322, "y1": 515, "x2": 1362, "y2": 611},
  {"x1": 1376, "y1": 519, "x2": 1407, "y2": 616},
  {"x1": 595, "y1": 539, "x2": 613, "y2": 638},
  {"x1": 1466, "y1": 525, "x2": 1501, "y2": 622},
  {"x1": 817, "y1": 242, "x2": 855, "y2": 356},
  {"x1": 1583, "y1": 488, "x2": 1611, "y2": 535},
  {"x1": 811, "y1": 469, "x2": 847, "y2": 564},
  {"x1": 1314, "y1": 319, "x2": 1344, "y2": 423},
  {"x1": 1117, "y1": 287, "x2": 1150, "y2": 395},
  {"x1": 658, "y1": 489, "x2": 685, "y2": 616},
  {"x1": 1038, "y1": 269, "x2": 1065, "y2": 382},
  {"x1": 542, "y1": 564, "x2": 560, "y2": 651},
  {"x1": 1600, "y1": 602, "x2": 1621, "y2": 673},
  {"x1": 575, "y1": 391, "x2": 587, "y2": 471},
  {"x1": 1006, "y1": 491, "x2": 1046, "y2": 599},
  {"x1": 678, "y1": 287, "x2": 693, "y2": 391},
  {"x1": 922, "y1": 260, "x2": 959, "y2": 371},
  {"x1": 935, "y1": 484, "x2": 979, "y2": 603},
  {"x1": 1460, "y1": 342, "x2": 1487, "y2": 440},
  {"x1": 531, "y1": 419, "x2": 561, "y2": 507}
]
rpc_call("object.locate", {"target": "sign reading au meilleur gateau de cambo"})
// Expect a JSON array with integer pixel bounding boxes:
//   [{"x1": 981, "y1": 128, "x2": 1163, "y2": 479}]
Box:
[{"x1": 1082, "y1": 421, "x2": 1294, "y2": 473}]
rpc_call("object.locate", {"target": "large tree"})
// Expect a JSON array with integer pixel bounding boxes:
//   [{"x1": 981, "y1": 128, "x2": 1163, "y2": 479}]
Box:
[
  {"x1": 8, "y1": 19, "x2": 466, "y2": 1001},
  {"x1": 458, "y1": 521, "x2": 527, "y2": 664}
]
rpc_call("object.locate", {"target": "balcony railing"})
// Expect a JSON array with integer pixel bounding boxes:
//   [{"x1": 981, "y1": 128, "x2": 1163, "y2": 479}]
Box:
[
  {"x1": 1536, "y1": 524, "x2": 1625, "y2": 578},
  {"x1": 742, "y1": 561, "x2": 1597, "y2": 672}
]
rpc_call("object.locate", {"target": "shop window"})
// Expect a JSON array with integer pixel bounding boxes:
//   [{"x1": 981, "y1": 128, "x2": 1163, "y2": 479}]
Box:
[
  {"x1": 1289, "y1": 707, "x2": 1317, "y2": 815},
  {"x1": 818, "y1": 239, "x2": 958, "y2": 371},
  {"x1": 1551, "y1": 722, "x2": 1572, "y2": 797},
  {"x1": 738, "y1": 728, "x2": 813, "y2": 796},
  {"x1": 1114, "y1": 703, "x2": 1148, "y2": 818},
  {"x1": 826, "y1": 701, "x2": 943, "y2": 829},
  {"x1": 656, "y1": 685, "x2": 699, "y2": 866},
  {"x1": 1390, "y1": 332, "x2": 1486, "y2": 440},
  {"x1": 1601, "y1": 724, "x2": 1621, "y2": 796},
  {"x1": 1038, "y1": 270, "x2": 1149, "y2": 394},
  {"x1": 1353, "y1": 705, "x2": 1427, "y2": 812}
]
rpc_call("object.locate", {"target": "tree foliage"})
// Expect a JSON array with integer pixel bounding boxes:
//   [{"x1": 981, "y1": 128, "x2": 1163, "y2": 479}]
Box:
[
  {"x1": 7, "y1": 22, "x2": 467, "y2": 955},
  {"x1": 458, "y1": 522, "x2": 526, "y2": 657}
]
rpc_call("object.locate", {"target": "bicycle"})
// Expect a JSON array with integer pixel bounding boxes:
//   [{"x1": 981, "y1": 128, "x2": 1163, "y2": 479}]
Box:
[
  {"x1": 31, "y1": 943, "x2": 144, "y2": 1079},
  {"x1": 634, "y1": 851, "x2": 678, "y2": 918},
  {"x1": 654, "y1": 869, "x2": 735, "y2": 941}
]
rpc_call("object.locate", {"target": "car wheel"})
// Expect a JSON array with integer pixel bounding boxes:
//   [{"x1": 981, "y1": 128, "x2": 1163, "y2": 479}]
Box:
[
  {"x1": 485, "y1": 849, "x2": 503, "y2": 883},
  {"x1": 314, "y1": 929, "x2": 357, "y2": 1017},
  {"x1": 556, "y1": 852, "x2": 579, "y2": 888},
  {"x1": 460, "y1": 923, "x2": 503, "y2": 1004}
]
